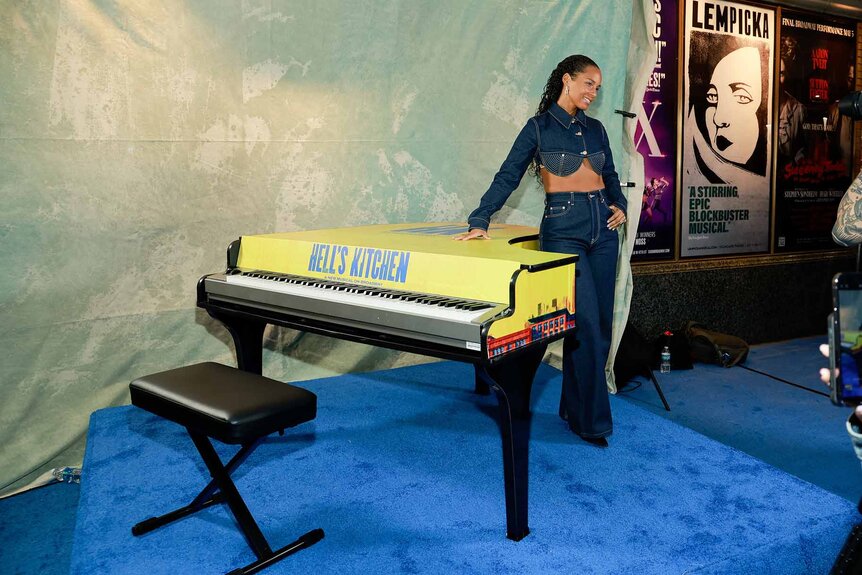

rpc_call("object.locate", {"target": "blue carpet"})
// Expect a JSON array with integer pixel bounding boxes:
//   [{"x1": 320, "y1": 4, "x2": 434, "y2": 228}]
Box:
[
  {"x1": 0, "y1": 482, "x2": 80, "y2": 575},
  {"x1": 742, "y1": 336, "x2": 830, "y2": 392},
  {"x1": 620, "y1": 335, "x2": 862, "y2": 502},
  {"x1": 70, "y1": 361, "x2": 857, "y2": 574}
]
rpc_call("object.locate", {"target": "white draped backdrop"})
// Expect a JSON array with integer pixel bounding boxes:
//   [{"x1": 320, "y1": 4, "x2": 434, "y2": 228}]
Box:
[{"x1": 0, "y1": 0, "x2": 653, "y2": 495}]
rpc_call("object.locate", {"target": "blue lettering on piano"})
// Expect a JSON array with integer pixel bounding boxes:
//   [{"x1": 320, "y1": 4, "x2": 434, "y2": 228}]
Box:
[
  {"x1": 307, "y1": 243, "x2": 348, "y2": 274},
  {"x1": 361, "y1": 249, "x2": 374, "y2": 279},
  {"x1": 349, "y1": 246, "x2": 362, "y2": 276},
  {"x1": 308, "y1": 243, "x2": 320, "y2": 271},
  {"x1": 370, "y1": 249, "x2": 382, "y2": 279},
  {"x1": 394, "y1": 251, "x2": 409, "y2": 282},
  {"x1": 326, "y1": 244, "x2": 337, "y2": 273},
  {"x1": 382, "y1": 250, "x2": 393, "y2": 279},
  {"x1": 337, "y1": 247, "x2": 346, "y2": 274},
  {"x1": 316, "y1": 243, "x2": 327, "y2": 272},
  {"x1": 347, "y1": 247, "x2": 410, "y2": 283},
  {"x1": 310, "y1": 243, "x2": 410, "y2": 283}
]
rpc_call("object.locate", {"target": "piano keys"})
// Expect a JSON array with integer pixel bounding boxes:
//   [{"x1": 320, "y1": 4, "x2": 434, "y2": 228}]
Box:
[{"x1": 197, "y1": 222, "x2": 578, "y2": 541}]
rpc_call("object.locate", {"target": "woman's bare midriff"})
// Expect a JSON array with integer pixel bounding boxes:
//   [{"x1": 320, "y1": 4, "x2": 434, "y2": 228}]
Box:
[{"x1": 541, "y1": 161, "x2": 604, "y2": 193}]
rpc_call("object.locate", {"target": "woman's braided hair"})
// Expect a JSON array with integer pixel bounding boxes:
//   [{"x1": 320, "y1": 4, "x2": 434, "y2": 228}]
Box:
[{"x1": 530, "y1": 55, "x2": 599, "y2": 179}]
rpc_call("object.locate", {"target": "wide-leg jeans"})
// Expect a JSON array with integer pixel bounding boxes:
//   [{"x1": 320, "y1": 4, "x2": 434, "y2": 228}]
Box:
[{"x1": 540, "y1": 190, "x2": 619, "y2": 438}]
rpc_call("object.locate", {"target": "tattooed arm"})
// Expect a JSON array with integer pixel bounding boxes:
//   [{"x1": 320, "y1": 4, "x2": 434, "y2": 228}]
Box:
[{"x1": 833, "y1": 170, "x2": 862, "y2": 247}]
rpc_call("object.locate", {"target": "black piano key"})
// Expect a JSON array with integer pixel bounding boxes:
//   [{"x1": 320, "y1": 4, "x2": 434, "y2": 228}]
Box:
[{"x1": 424, "y1": 297, "x2": 450, "y2": 305}]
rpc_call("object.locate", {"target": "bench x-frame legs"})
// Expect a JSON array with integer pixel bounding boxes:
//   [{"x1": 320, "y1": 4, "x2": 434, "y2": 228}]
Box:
[{"x1": 132, "y1": 430, "x2": 323, "y2": 575}]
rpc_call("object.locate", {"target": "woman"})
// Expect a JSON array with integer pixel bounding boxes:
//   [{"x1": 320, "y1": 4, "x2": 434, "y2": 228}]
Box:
[
  {"x1": 642, "y1": 176, "x2": 669, "y2": 223},
  {"x1": 456, "y1": 55, "x2": 627, "y2": 447}
]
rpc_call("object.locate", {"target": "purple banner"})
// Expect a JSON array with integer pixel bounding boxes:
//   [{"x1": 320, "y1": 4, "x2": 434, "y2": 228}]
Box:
[
  {"x1": 774, "y1": 12, "x2": 856, "y2": 252},
  {"x1": 633, "y1": 0, "x2": 679, "y2": 261}
]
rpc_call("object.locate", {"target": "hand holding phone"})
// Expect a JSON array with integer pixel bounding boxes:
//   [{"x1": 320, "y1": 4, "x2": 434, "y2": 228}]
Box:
[{"x1": 830, "y1": 272, "x2": 862, "y2": 407}]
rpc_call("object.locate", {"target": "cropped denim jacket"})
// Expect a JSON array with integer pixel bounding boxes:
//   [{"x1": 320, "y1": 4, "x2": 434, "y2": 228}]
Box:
[{"x1": 467, "y1": 102, "x2": 626, "y2": 231}]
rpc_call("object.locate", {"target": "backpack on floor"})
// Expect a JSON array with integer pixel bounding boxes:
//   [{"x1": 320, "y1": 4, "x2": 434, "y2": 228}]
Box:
[{"x1": 684, "y1": 321, "x2": 749, "y2": 367}]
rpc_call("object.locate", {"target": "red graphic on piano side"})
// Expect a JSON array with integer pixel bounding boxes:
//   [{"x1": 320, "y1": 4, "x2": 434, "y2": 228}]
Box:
[{"x1": 487, "y1": 308, "x2": 576, "y2": 358}]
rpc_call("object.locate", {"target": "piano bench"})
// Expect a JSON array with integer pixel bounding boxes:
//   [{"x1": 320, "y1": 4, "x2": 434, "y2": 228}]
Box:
[{"x1": 128, "y1": 361, "x2": 324, "y2": 575}]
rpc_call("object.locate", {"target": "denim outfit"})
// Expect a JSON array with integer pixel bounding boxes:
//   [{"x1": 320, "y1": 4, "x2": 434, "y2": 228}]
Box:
[{"x1": 468, "y1": 102, "x2": 625, "y2": 439}]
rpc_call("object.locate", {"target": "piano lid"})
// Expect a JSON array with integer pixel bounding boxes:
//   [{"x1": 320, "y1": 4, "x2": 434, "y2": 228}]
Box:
[{"x1": 234, "y1": 222, "x2": 576, "y2": 305}]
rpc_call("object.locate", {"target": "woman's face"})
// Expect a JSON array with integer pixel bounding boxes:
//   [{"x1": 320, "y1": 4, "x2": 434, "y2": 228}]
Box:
[
  {"x1": 705, "y1": 47, "x2": 761, "y2": 164},
  {"x1": 564, "y1": 66, "x2": 602, "y2": 112}
]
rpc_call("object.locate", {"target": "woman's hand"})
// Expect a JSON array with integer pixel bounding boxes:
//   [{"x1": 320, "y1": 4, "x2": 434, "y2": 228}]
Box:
[
  {"x1": 607, "y1": 205, "x2": 627, "y2": 230},
  {"x1": 454, "y1": 228, "x2": 490, "y2": 241}
]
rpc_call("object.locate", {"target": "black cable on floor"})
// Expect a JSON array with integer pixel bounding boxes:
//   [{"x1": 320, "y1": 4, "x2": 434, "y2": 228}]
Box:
[
  {"x1": 737, "y1": 364, "x2": 829, "y2": 397},
  {"x1": 617, "y1": 380, "x2": 643, "y2": 393}
]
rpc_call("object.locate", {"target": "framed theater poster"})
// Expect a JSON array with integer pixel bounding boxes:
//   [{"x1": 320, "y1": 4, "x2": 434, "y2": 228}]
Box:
[
  {"x1": 680, "y1": 0, "x2": 775, "y2": 258},
  {"x1": 774, "y1": 11, "x2": 856, "y2": 252}
]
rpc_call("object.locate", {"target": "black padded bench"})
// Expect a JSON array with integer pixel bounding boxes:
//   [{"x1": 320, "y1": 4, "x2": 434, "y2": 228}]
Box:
[{"x1": 129, "y1": 362, "x2": 323, "y2": 575}]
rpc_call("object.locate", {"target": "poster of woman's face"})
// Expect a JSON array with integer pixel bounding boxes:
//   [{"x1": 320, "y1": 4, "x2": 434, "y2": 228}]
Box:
[
  {"x1": 680, "y1": 0, "x2": 774, "y2": 258},
  {"x1": 705, "y1": 46, "x2": 761, "y2": 164},
  {"x1": 688, "y1": 32, "x2": 770, "y2": 177}
]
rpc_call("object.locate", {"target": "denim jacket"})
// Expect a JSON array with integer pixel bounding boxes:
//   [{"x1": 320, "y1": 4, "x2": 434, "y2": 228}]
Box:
[{"x1": 467, "y1": 102, "x2": 626, "y2": 230}]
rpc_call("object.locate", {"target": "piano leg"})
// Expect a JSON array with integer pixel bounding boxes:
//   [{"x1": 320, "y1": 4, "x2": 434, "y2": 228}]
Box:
[
  {"x1": 205, "y1": 300, "x2": 545, "y2": 541},
  {"x1": 207, "y1": 310, "x2": 267, "y2": 375},
  {"x1": 473, "y1": 376, "x2": 491, "y2": 396},
  {"x1": 476, "y1": 344, "x2": 545, "y2": 541}
]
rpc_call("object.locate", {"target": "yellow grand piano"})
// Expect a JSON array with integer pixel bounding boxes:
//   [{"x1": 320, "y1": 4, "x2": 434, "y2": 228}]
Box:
[{"x1": 197, "y1": 222, "x2": 578, "y2": 540}]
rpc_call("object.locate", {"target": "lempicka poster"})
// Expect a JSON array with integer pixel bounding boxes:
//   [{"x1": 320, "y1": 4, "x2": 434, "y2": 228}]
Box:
[
  {"x1": 633, "y1": 0, "x2": 679, "y2": 262},
  {"x1": 681, "y1": 0, "x2": 774, "y2": 257},
  {"x1": 774, "y1": 11, "x2": 856, "y2": 252}
]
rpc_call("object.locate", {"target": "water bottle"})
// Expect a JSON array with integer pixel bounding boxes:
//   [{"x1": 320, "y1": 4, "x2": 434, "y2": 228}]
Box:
[
  {"x1": 51, "y1": 466, "x2": 81, "y2": 484},
  {"x1": 660, "y1": 346, "x2": 671, "y2": 374}
]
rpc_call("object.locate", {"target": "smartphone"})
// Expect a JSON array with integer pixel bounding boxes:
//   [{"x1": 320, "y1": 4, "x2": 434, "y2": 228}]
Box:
[{"x1": 830, "y1": 272, "x2": 862, "y2": 406}]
